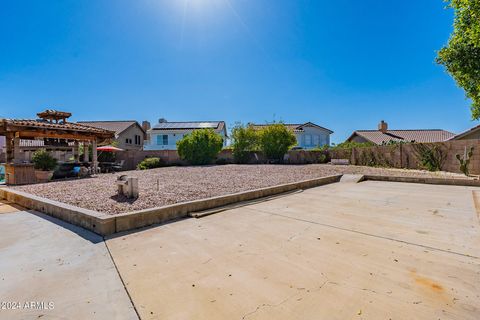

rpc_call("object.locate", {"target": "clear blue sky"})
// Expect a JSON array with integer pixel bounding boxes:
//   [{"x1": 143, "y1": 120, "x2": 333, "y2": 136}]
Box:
[{"x1": 0, "y1": 0, "x2": 476, "y2": 143}]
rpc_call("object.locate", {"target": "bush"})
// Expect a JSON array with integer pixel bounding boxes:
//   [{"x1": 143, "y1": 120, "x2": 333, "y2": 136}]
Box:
[
  {"x1": 258, "y1": 123, "x2": 297, "y2": 162},
  {"x1": 413, "y1": 144, "x2": 445, "y2": 172},
  {"x1": 177, "y1": 129, "x2": 224, "y2": 165},
  {"x1": 231, "y1": 123, "x2": 259, "y2": 163},
  {"x1": 32, "y1": 149, "x2": 57, "y2": 171},
  {"x1": 137, "y1": 157, "x2": 165, "y2": 170}
]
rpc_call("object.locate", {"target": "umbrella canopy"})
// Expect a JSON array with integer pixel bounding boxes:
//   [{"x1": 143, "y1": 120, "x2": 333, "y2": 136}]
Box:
[{"x1": 97, "y1": 145, "x2": 124, "y2": 152}]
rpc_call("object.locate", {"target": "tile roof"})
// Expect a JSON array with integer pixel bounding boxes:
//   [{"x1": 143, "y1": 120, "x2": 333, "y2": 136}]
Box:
[
  {"x1": 448, "y1": 124, "x2": 480, "y2": 140},
  {"x1": 350, "y1": 129, "x2": 455, "y2": 145},
  {"x1": 250, "y1": 122, "x2": 333, "y2": 133},
  {"x1": 150, "y1": 121, "x2": 226, "y2": 132},
  {"x1": 77, "y1": 121, "x2": 144, "y2": 135},
  {"x1": 1, "y1": 119, "x2": 114, "y2": 137}
]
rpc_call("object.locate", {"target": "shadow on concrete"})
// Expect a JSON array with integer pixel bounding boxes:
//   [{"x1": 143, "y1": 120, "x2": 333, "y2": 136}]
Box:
[
  {"x1": 105, "y1": 217, "x2": 187, "y2": 241},
  {"x1": 27, "y1": 210, "x2": 104, "y2": 244}
]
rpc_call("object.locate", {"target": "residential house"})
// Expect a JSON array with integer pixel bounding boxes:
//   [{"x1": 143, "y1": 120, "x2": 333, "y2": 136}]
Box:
[
  {"x1": 448, "y1": 124, "x2": 480, "y2": 140},
  {"x1": 77, "y1": 120, "x2": 146, "y2": 150},
  {"x1": 143, "y1": 119, "x2": 228, "y2": 150},
  {"x1": 251, "y1": 122, "x2": 333, "y2": 149},
  {"x1": 346, "y1": 120, "x2": 455, "y2": 145}
]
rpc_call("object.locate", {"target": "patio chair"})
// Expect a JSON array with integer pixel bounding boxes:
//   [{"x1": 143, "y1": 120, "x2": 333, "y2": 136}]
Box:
[{"x1": 112, "y1": 160, "x2": 125, "y2": 172}]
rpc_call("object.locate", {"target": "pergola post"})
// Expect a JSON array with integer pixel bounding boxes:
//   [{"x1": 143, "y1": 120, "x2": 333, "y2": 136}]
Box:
[
  {"x1": 84, "y1": 141, "x2": 90, "y2": 163},
  {"x1": 5, "y1": 134, "x2": 13, "y2": 163},
  {"x1": 92, "y1": 139, "x2": 98, "y2": 173},
  {"x1": 74, "y1": 141, "x2": 80, "y2": 162},
  {"x1": 13, "y1": 135, "x2": 22, "y2": 164}
]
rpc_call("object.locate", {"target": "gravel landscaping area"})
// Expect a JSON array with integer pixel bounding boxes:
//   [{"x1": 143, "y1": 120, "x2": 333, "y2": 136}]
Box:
[{"x1": 13, "y1": 164, "x2": 471, "y2": 214}]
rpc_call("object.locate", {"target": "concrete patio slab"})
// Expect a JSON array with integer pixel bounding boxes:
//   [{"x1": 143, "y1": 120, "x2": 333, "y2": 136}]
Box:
[
  {"x1": 0, "y1": 200, "x2": 24, "y2": 214},
  {"x1": 0, "y1": 207, "x2": 138, "y2": 320},
  {"x1": 106, "y1": 181, "x2": 480, "y2": 320},
  {"x1": 251, "y1": 181, "x2": 480, "y2": 257}
]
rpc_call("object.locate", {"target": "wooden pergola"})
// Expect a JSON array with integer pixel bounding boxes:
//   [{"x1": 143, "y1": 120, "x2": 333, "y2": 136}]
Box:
[{"x1": 0, "y1": 110, "x2": 114, "y2": 184}]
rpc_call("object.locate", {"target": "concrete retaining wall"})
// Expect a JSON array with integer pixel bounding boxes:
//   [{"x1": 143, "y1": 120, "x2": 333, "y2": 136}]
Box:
[
  {"x1": 0, "y1": 188, "x2": 115, "y2": 235},
  {"x1": 362, "y1": 175, "x2": 480, "y2": 187},
  {"x1": 0, "y1": 175, "x2": 342, "y2": 236}
]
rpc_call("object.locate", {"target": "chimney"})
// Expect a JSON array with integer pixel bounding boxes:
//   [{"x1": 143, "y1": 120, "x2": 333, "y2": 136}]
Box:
[
  {"x1": 378, "y1": 120, "x2": 388, "y2": 133},
  {"x1": 158, "y1": 118, "x2": 167, "y2": 123},
  {"x1": 142, "y1": 121, "x2": 151, "y2": 131},
  {"x1": 142, "y1": 121, "x2": 151, "y2": 141}
]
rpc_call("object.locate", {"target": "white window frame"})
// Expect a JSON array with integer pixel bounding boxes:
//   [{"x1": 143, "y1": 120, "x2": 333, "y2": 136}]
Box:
[{"x1": 305, "y1": 134, "x2": 312, "y2": 146}]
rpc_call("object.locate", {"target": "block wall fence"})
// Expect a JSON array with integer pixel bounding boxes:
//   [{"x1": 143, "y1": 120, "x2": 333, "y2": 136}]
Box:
[{"x1": 115, "y1": 139, "x2": 479, "y2": 175}]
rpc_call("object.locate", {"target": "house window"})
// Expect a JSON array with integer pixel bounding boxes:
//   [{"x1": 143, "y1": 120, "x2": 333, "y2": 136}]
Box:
[
  {"x1": 125, "y1": 138, "x2": 132, "y2": 144},
  {"x1": 156, "y1": 135, "x2": 168, "y2": 145},
  {"x1": 134, "y1": 135, "x2": 141, "y2": 145},
  {"x1": 313, "y1": 135, "x2": 320, "y2": 146},
  {"x1": 305, "y1": 134, "x2": 312, "y2": 146}
]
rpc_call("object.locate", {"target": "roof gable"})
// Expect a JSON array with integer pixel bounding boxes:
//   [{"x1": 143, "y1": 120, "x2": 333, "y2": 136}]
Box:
[
  {"x1": 77, "y1": 121, "x2": 144, "y2": 135},
  {"x1": 448, "y1": 124, "x2": 480, "y2": 140}
]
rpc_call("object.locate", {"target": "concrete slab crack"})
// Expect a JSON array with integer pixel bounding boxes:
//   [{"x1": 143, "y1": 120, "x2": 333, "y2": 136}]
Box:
[{"x1": 241, "y1": 280, "x2": 330, "y2": 319}]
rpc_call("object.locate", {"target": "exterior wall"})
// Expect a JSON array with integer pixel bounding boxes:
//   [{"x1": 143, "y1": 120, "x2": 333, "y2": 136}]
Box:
[
  {"x1": 295, "y1": 126, "x2": 331, "y2": 149},
  {"x1": 455, "y1": 130, "x2": 480, "y2": 140},
  {"x1": 115, "y1": 150, "x2": 185, "y2": 170},
  {"x1": 144, "y1": 130, "x2": 228, "y2": 150},
  {"x1": 116, "y1": 124, "x2": 145, "y2": 150}
]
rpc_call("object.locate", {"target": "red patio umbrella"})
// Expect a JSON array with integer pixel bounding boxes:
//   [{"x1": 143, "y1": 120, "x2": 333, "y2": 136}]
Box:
[{"x1": 97, "y1": 145, "x2": 124, "y2": 152}]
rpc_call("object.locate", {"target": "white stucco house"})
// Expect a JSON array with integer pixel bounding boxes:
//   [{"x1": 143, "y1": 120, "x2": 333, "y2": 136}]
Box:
[
  {"x1": 251, "y1": 122, "x2": 333, "y2": 149},
  {"x1": 144, "y1": 119, "x2": 228, "y2": 150}
]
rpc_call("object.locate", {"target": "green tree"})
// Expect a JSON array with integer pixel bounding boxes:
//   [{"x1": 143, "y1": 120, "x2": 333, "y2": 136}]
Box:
[
  {"x1": 231, "y1": 123, "x2": 259, "y2": 163},
  {"x1": 437, "y1": 0, "x2": 480, "y2": 119},
  {"x1": 177, "y1": 129, "x2": 224, "y2": 165},
  {"x1": 258, "y1": 123, "x2": 297, "y2": 162}
]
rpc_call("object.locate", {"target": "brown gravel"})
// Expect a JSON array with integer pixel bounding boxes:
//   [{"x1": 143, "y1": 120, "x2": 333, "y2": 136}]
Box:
[{"x1": 12, "y1": 164, "x2": 470, "y2": 215}]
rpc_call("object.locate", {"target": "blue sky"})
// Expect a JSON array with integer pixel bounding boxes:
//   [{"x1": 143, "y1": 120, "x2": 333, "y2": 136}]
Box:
[{"x1": 0, "y1": 0, "x2": 476, "y2": 143}]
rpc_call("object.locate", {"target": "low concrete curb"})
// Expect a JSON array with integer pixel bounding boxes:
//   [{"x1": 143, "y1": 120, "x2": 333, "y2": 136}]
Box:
[
  {"x1": 363, "y1": 175, "x2": 480, "y2": 187},
  {"x1": 0, "y1": 188, "x2": 115, "y2": 235},
  {"x1": 0, "y1": 175, "x2": 342, "y2": 236}
]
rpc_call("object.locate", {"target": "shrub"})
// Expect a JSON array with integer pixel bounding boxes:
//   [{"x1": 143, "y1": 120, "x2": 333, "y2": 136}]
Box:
[
  {"x1": 137, "y1": 157, "x2": 165, "y2": 170},
  {"x1": 413, "y1": 144, "x2": 445, "y2": 172},
  {"x1": 177, "y1": 129, "x2": 224, "y2": 165},
  {"x1": 231, "y1": 123, "x2": 259, "y2": 163},
  {"x1": 32, "y1": 149, "x2": 57, "y2": 171},
  {"x1": 456, "y1": 146, "x2": 474, "y2": 176},
  {"x1": 258, "y1": 123, "x2": 297, "y2": 162}
]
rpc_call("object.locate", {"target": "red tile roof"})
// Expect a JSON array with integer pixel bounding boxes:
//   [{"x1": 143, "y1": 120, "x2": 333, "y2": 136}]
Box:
[
  {"x1": 348, "y1": 129, "x2": 455, "y2": 145},
  {"x1": 0, "y1": 119, "x2": 114, "y2": 137}
]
